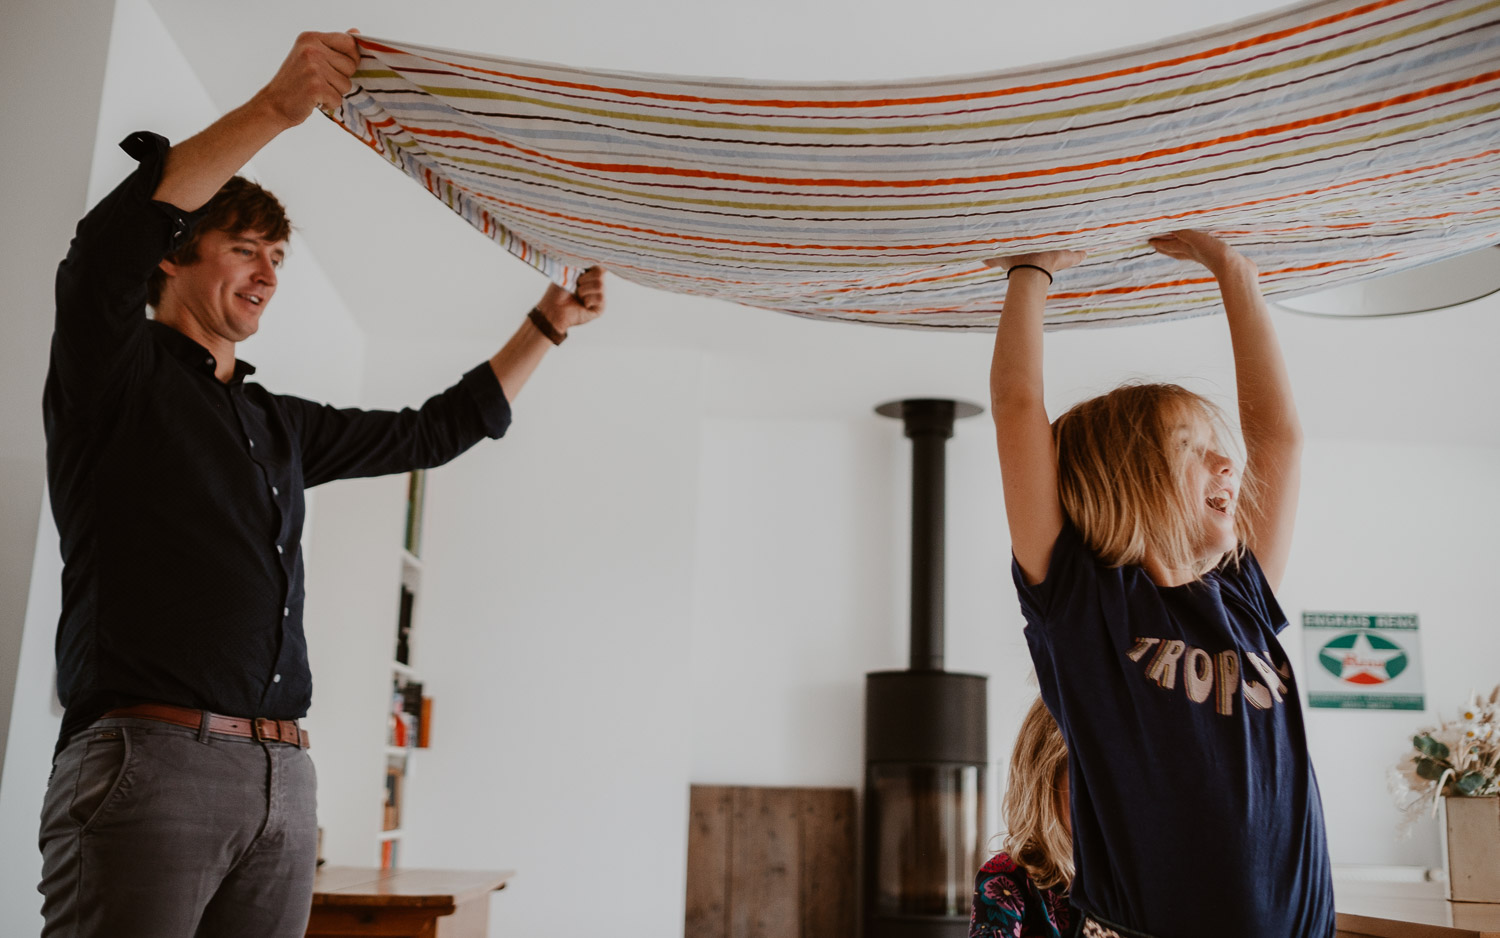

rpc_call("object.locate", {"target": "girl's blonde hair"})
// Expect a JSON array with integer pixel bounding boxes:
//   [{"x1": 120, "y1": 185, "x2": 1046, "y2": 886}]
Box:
[
  {"x1": 1052, "y1": 382, "x2": 1254, "y2": 577},
  {"x1": 1001, "y1": 696, "x2": 1072, "y2": 890}
]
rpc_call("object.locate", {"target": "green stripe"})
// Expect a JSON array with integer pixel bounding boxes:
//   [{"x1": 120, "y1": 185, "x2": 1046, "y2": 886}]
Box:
[{"x1": 1310, "y1": 693, "x2": 1425, "y2": 710}]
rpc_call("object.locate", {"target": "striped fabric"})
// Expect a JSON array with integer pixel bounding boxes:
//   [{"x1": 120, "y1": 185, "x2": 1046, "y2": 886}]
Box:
[{"x1": 330, "y1": 0, "x2": 1500, "y2": 330}]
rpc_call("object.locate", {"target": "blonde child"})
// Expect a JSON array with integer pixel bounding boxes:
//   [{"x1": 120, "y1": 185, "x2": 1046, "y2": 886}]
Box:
[
  {"x1": 987, "y1": 231, "x2": 1334, "y2": 938},
  {"x1": 970, "y1": 696, "x2": 1073, "y2": 938}
]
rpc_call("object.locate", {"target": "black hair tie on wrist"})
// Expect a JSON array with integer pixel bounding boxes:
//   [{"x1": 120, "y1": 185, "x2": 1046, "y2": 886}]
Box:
[{"x1": 1005, "y1": 263, "x2": 1054, "y2": 284}]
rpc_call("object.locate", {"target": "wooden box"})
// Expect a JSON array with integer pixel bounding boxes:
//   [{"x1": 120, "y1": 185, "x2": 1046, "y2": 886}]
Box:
[{"x1": 1444, "y1": 796, "x2": 1500, "y2": 903}]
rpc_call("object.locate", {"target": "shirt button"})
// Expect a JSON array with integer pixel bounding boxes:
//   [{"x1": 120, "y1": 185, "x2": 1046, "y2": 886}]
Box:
[
  {"x1": 271, "y1": 486, "x2": 279, "y2": 496},
  {"x1": 276, "y1": 544, "x2": 284, "y2": 555},
  {"x1": 283, "y1": 607, "x2": 290, "y2": 617},
  {"x1": 248, "y1": 440, "x2": 256, "y2": 448},
  {"x1": 273, "y1": 673, "x2": 282, "y2": 683},
  {"x1": 204, "y1": 357, "x2": 214, "y2": 367}
]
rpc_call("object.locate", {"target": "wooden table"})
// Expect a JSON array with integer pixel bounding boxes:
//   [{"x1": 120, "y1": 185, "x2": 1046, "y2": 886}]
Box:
[
  {"x1": 1337, "y1": 880, "x2": 1500, "y2": 938},
  {"x1": 306, "y1": 866, "x2": 513, "y2": 938}
]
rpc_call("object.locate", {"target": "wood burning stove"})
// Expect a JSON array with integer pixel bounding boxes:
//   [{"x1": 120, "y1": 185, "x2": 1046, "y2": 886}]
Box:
[{"x1": 865, "y1": 399, "x2": 987, "y2": 938}]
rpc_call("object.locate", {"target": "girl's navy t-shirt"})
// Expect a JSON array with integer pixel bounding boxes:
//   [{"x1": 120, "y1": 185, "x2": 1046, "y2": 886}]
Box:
[{"x1": 1013, "y1": 522, "x2": 1334, "y2": 938}]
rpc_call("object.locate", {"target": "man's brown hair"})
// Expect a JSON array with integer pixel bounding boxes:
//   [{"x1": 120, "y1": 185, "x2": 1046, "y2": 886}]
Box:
[{"x1": 147, "y1": 176, "x2": 291, "y2": 307}]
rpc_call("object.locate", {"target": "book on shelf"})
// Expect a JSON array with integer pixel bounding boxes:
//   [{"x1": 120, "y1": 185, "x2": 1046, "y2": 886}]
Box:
[
  {"x1": 418, "y1": 696, "x2": 433, "y2": 749},
  {"x1": 395, "y1": 586, "x2": 414, "y2": 665},
  {"x1": 403, "y1": 469, "x2": 426, "y2": 557},
  {"x1": 400, "y1": 680, "x2": 423, "y2": 717},
  {"x1": 379, "y1": 837, "x2": 399, "y2": 871},
  {"x1": 389, "y1": 680, "x2": 432, "y2": 749},
  {"x1": 390, "y1": 678, "x2": 427, "y2": 748},
  {"x1": 390, "y1": 709, "x2": 412, "y2": 748},
  {"x1": 383, "y1": 763, "x2": 403, "y2": 831}
]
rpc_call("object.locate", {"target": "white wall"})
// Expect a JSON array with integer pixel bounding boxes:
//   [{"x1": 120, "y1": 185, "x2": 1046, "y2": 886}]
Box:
[
  {"x1": 0, "y1": 0, "x2": 118, "y2": 923},
  {"x1": 0, "y1": 0, "x2": 114, "y2": 805},
  {"x1": 687, "y1": 418, "x2": 905, "y2": 788},
  {"x1": 358, "y1": 335, "x2": 703, "y2": 936},
  {"x1": 301, "y1": 473, "x2": 410, "y2": 868},
  {"x1": 1291, "y1": 440, "x2": 1500, "y2": 868},
  {"x1": 0, "y1": 0, "x2": 371, "y2": 927}
]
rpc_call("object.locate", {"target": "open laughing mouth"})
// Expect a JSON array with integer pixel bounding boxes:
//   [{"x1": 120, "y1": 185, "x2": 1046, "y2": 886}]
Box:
[
  {"x1": 1205, "y1": 492, "x2": 1233, "y2": 514},
  {"x1": 235, "y1": 293, "x2": 264, "y2": 307}
]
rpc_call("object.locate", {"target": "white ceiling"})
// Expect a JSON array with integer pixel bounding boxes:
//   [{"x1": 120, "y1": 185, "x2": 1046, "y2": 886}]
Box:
[{"x1": 143, "y1": 0, "x2": 1500, "y2": 442}]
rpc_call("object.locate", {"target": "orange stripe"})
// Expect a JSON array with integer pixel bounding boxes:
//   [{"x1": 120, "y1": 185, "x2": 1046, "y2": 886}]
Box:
[
  {"x1": 357, "y1": 1, "x2": 1409, "y2": 110},
  {"x1": 402, "y1": 70, "x2": 1500, "y2": 189}
]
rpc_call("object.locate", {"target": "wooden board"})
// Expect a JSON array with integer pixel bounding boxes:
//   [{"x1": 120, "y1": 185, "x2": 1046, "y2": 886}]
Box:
[
  {"x1": 685, "y1": 786, "x2": 734, "y2": 938},
  {"x1": 685, "y1": 785, "x2": 856, "y2": 938},
  {"x1": 799, "y1": 788, "x2": 857, "y2": 938}
]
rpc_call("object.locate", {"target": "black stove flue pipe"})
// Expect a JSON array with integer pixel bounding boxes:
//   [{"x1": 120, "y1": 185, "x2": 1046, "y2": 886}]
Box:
[{"x1": 874, "y1": 399, "x2": 982, "y2": 670}]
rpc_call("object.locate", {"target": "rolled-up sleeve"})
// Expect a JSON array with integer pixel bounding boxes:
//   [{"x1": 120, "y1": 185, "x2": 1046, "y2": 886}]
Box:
[
  {"x1": 455, "y1": 359, "x2": 512, "y2": 439},
  {"x1": 51, "y1": 132, "x2": 204, "y2": 408},
  {"x1": 288, "y1": 362, "x2": 513, "y2": 488}
]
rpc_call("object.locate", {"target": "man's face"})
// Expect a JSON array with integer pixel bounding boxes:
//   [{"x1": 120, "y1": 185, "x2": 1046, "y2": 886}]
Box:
[{"x1": 160, "y1": 228, "x2": 285, "y2": 343}]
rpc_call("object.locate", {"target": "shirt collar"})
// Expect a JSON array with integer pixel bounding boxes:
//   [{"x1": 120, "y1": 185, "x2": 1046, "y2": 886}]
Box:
[{"x1": 147, "y1": 319, "x2": 258, "y2": 384}]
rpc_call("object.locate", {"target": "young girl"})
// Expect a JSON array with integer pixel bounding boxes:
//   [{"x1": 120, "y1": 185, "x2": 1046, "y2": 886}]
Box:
[
  {"x1": 987, "y1": 231, "x2": 1334, "y2": 938},
  {"x1": 970, "y1": 696, "x2": 1073, "y2": 938}
]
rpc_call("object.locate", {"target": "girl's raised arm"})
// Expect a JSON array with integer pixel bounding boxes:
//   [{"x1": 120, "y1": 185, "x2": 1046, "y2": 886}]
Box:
[
  {"x1": 1149, "y1": 231, "x2": 1304, "y2": 590},
  {"x1": 987, "y1": 251, "x2": 1086, "y2": 585}
]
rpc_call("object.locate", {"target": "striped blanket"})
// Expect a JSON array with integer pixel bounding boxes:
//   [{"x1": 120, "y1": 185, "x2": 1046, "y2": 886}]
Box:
[{"x1": 330, "y1": 0, "x2": 1500, "y2": 330}]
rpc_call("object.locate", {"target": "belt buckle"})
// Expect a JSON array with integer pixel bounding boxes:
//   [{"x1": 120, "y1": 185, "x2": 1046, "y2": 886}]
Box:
[{"x1": 252, "y1": 717, "x2": 305, "y2": 748}]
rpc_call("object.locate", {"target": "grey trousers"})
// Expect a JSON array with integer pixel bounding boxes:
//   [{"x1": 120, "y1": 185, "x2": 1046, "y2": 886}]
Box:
[{"x1": 38, "y1": 716, "x2": 318, "y2": 938}]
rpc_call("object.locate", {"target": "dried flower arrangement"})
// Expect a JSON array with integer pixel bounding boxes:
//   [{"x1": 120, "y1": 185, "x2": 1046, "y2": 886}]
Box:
[{"x1": 1391, "y1": 685, "x2": 1500, "y2": 831}]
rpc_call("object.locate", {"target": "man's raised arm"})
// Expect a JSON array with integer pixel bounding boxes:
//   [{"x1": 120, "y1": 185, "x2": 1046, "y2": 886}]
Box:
[{"x1": 152, "y1": 31, "x2": 359, "y2": 211}]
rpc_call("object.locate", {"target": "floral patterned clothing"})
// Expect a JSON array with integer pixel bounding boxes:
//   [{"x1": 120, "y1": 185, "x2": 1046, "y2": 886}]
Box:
[{"x1": 968, "y1": 852, "x2": 1072, "y2": 938}]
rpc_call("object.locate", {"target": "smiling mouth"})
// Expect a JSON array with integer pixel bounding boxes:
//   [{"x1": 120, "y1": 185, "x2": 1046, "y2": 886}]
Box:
[
  {"x1": 1205, "y1": 493, "x2": 1233, "y2": 514},
  {"x1": 236, "y1": 293, "x2": 264, "y2": 307}
]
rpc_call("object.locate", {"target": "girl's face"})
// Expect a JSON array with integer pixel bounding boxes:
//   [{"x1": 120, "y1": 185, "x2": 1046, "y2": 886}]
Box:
[{"x1": 1173, "y1": 409, "x2": 1240, "y2": 563}]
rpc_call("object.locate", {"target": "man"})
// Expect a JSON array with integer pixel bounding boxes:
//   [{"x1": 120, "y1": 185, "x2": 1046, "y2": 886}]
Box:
[{"x1": 38, "y1": 31, "x2": 603, "y2": 937}]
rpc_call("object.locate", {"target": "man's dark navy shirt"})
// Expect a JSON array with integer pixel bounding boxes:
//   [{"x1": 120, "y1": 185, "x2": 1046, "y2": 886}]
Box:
[{"x1": 45, "y1": 132, "x2": 512, "y2": 748}]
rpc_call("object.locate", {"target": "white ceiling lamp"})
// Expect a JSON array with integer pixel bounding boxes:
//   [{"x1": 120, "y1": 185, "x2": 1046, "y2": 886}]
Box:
[{"x1": 1274, "y1": 245, "x2": 1500, "y2": 318}]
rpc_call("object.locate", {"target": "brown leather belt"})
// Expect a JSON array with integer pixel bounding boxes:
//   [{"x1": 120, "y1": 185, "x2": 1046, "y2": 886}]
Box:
[{"x1": 102, "y1": 703, "x2": 310, "y2": 749}]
